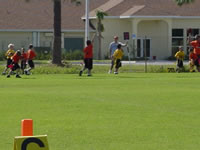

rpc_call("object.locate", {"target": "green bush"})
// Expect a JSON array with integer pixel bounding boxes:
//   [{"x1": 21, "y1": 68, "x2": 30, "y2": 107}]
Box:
[
  {"x1": 62, "y1": 50, "x2": 83, "y2": 60},
  {"x1": 0, "y1": 51, "x2": 6, "y2": 61}
]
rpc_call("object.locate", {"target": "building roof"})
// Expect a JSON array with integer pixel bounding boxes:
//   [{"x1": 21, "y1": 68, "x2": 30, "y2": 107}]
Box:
[{"x1": 0, "y1": 0, "x2": 200, "y2": 31}]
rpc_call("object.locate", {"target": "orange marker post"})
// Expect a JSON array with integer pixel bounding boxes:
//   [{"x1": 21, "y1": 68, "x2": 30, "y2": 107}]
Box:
[{"x1": 21, "y1": 119, "x2": 33, "y2": 136}]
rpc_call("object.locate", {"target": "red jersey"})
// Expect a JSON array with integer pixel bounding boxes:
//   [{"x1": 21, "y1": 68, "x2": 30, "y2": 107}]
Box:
[
  {"x1": 27, "y1": 49, "x2": 36, "y2": 60},
  {"x1": 189, "y1": 52, "x2": 198, "y2": 61},
  {"x1": 83, "y1": 44, "x2": 93, "y2": 59},
  {"x1": 190, "y1": 40, "x2": 200, "y2": 55},
  {"x1": 12, "y1": 53, "x2": 21, "y2": 63},
  {"x1": 21, "y1": 53, "x2": 27, "y2": 61}
]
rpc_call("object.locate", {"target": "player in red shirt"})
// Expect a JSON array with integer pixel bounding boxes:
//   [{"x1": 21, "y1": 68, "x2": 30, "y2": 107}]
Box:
[
  {"x1": 25, "y1": 44, "x2": 36, "y2": 75},
  {"x1": 79, "y1": 40, "x2": 93, "y2": 76},
  {"x1": 7, "y1": 50, "x2": 22, "y2": 78},
  {"x1": 21, "y1": 48, "x2": 27, "y2": 74},
  {"x1": 190, "y1": 35, "x2": 200, "y2": 63},
  {"x1": 189, "y1": 49, "x2": 200, "y2": 72}
]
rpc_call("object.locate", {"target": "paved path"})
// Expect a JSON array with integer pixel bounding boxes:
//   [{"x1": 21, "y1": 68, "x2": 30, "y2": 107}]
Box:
[
  {"x1": 121, "y1": 60, "x2": 189, "y2": 65},
  {"x1": 72, "y1": 60, "x2": 189, "y2": 66}
]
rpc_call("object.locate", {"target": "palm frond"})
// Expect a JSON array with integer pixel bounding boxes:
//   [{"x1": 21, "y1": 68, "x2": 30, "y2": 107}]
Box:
[
  {"x1": 71, "y1": 0, "x2": 81, "y2": 6},
  {"x1": 175, "y1": 0, "x2": 195, "y2": 6}
]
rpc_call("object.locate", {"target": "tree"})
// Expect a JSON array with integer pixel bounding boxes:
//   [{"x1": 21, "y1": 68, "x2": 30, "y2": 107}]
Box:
[
  {"x1": 175, "y1": 0, "x2": 194, "y2": 6},
  {"x1": 52, "y1": 0, "x2": 62, "y2": 65},
  {"x1": 53, "y1": 0, "x2": 80, "y2": 65},
  {"x1": 25, "y1": 0, "x2": 80, "y2": 65},
  {"x1": 96, "y1": 10, "x2": 108, "y2": 60}
]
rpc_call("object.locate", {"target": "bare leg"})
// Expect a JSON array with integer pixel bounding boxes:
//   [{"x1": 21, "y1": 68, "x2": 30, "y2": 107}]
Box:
[
  {"x1": 88, "y1": 69, "x2": 92, "y2": 76},
  {"x1": 79, "y1": 66, "x2": 86, "y2": 76},
  {"x1": 109, "y1": 59, "x2": 114, "y2": 73}
]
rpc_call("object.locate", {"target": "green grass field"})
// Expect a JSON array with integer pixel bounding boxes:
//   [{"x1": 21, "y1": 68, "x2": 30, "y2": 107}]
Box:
[{"x1": 1, "y1": 73, "x2": 200, "y2": 150}]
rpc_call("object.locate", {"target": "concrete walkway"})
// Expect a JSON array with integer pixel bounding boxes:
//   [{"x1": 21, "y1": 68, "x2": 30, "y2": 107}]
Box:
[
  {"x1": 72, "y1": 60, "x2": 189, "y2": 66},
  {"x1": 121, "y1": 60, "x2": 189, "y2": 65}
]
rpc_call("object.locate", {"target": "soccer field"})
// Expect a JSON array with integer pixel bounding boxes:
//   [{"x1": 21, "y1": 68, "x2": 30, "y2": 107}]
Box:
[{"x1": 1, "y1": 73, "x2": 200, "y2": 150}]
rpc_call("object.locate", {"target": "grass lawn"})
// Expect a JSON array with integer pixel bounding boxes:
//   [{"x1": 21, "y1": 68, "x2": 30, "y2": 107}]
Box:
[{"x1": 0, "y1": 73, "x2": 200, "y2": 150}]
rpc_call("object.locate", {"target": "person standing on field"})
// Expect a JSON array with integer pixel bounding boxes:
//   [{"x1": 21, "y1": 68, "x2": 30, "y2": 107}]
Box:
[
  {"x1": 190, "y1": 35, "x2": 200, "y2": 64},
  {"x1": 79, "y1": 40, "x2": 93, "y2": 76},
  {"x1": 108, "y1": 36, "x2": 127, "y2": 74},
  {"x1": 113, "y1": 44, "x2": 124, "y2": 74},
  {"x1": 25, "y1": 44, "x2": 36, "y2": 75},
  {"x1": 174, "y1": 46, "x2": 185, "y2": 72},
  {"x1": 2, "y1": 43, "x2": 15, "y2": 75},
  {"x1": 21, "y1": 48, "x2": 27, "y2": 74},
  {"x1": 189, "y1": 49, "x2": 200, "y2": 72}
]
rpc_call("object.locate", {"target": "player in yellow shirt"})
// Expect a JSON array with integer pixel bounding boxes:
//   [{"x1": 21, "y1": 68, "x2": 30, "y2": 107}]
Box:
[
  {"x1": 2, "y1": 44, "x2": 15, "y2": 75},
  {"x1": 113, "y1": 44, "x2": 124, "y2": 74},
  {"x1": 175, "y1": 46, "x2": 185, "y2": 72}
]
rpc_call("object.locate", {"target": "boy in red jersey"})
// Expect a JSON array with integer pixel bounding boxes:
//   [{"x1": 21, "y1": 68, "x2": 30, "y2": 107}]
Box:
[
  {"x1": 21, "y1": 48, "x2": 27, "y2": 74},
  {"x1": 189, "y1": 49, "x2": 200, "y2": 72},
  {"x1": 79, "y1": 40, "x2": 93, "y2": 76},
  {"x1": 25, "y1": 44, "x2": 36, "y2": 75},
  {"x1": 190, "y1": 35, "x2": 200, "y2": 63},
  {"x1": 7, "y1": 50, "x2": 22, "y2": 78}
]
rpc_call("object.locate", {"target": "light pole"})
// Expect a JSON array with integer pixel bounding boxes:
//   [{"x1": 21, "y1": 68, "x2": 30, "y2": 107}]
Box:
[{"x1": 85, "y1": 0, "x2": 90, "y2": 46}]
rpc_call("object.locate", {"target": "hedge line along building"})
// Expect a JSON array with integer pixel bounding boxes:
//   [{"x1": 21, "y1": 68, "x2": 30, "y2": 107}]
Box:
[{"x1": 1, "y1": 0, "x2": 200, "y2": 59}]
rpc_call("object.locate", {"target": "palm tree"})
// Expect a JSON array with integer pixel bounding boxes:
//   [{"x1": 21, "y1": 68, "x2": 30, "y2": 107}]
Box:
[
  {"x1": 96, "y1": 10, "x2": 108, "y2": 60},
  {"x1": 52, "y1": 0, "x2": 62, "y2": 65},
  {"x1": 25, "y1": 0, "x2": 80, "y2": 65},
  {"x1": 53, "y1": 0, "x2": 80, "y2": 65},
  {"x1": 175, "y1": 0, "x2": 194, "y2": 6}
]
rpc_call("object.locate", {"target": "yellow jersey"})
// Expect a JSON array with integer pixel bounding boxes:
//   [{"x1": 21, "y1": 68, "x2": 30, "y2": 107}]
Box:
[
  {"x1": 113, "y1": 49, "x2": 123, "y2": 59},
  {"x1": 5, "y1": 49, "x2": 15, "y2": 59},
  {"x1": 175, "y1": 51, "x2": 184, "y2": 60}
]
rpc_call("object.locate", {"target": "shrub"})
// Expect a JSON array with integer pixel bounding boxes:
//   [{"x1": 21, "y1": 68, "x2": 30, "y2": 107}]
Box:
[
  {"x1": 63, "y1": 50, "x2": 83, "y2": 60},
  {"x1": 0, "y1": 51, "x2": 6, "y2": 61}
]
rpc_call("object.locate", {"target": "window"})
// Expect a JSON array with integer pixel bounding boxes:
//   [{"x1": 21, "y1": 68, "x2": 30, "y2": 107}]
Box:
[
  {"x1": 172, "y1": 29, "x2": 184, "y2": 56},
  {"x1": 172, "y1": 29, "x2": 184, "y2": 37},
  {"x1": 64, "y1": 37, "x2": 84, "y2": 51}
]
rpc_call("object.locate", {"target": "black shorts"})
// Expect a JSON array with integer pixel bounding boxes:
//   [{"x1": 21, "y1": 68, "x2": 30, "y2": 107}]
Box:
[
  {"x1": 12, "y1": 63, "x2": 20, "y2": 71},
  {"x1": 84, "y1": 58, "x2": 93, "y2": 70},
  {"x1": 194, "y1": 59, "x2": 199, "y2": 67},
  {"x1": 28, "y1": 60, "x2": 35, "y2": 68},
  {"x1": 177, "y1": 59, "x2": 183, "y2": 68},
  {"x1": 21, "y1": 60, "x2": 27, "y2": 70},
  {"x1": 7, "y1": 58, "x2": 12, "y2": 67},
  {"x1": 115, "y1": 59, "x2": 122, "y2": 69}
]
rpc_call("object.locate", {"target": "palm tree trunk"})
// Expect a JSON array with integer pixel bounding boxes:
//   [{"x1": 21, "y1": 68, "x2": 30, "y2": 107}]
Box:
[
  {"x1": 98, "y1": 20, "x2": 102, "y2": 60},
  {"x1": 52, "y1": 0, "x2": 62, "y2": 65},
  {"x1": 98, "y1": 32, "x2": 102, "y2": 60}
]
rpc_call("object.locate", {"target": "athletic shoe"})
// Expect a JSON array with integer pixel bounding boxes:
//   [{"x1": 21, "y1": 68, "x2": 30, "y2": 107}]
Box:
[
  {"x1": 11, "y1": 71, "x2": 16, "y2": 75},
  {"x1": 2, "y1": 72, "x2": 6, "y2": 75},
  {"x1": 16, "y1": 75, "x2": 21, "y2": 78},
  {"x1": 108, "y1": 70, "x2": 112, "y2": 74},
  {"x1": 7, "y1": 75, "x2": 10, "y2": 78},
  {"x1": 79, "y1": 70, "x2": 83, "y2": 76},
  {"x1": 87, "y1": 74, "x2": 92, "y2": 76},
  {"x1": 25, "y1": 70, "x2": 31, "y2": 75},
  {"x1": 114, "y1": 72, "x2": 118, "y2": 74}
]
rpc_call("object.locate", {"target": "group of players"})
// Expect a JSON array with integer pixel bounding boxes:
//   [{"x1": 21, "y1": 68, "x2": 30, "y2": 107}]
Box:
[
  {"x1": 79, "y1": 35, "x2": 126, "y2": 76},
  {"x1": 3, "y1": 35, "x2": 199, "y2": 78},
  {"x1": 2, "y1": 44, "x2": 36, "y2": 78},
  {"x1": 175, "y1": 35, "x2": 200, "y2": 72}
]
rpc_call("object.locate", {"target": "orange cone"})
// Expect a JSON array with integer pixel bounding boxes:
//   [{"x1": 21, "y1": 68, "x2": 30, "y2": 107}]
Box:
[{"x1": 21, "y1": 119, "x2": 33, "y2": 136}]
